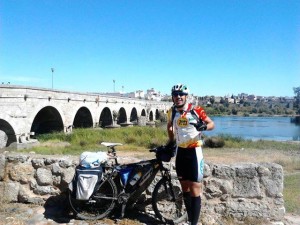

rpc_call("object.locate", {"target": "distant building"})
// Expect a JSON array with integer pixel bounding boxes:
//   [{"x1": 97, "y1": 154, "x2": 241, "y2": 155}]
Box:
[
  {"x1": 161, "y1": 94, "x2": 171, "y2": 102},
  {"x1": 101, "y1": 92, "x2": 125, "y2": 97},
  {"x1": 145, "y1": 88, "x2": 161, "y2": 101},
  {"x1": 247, "y1": 95, "x2": 257, "y2": 101},
  {"x1": 127, "y1": 90, "x2": 145, "y2": 99}
]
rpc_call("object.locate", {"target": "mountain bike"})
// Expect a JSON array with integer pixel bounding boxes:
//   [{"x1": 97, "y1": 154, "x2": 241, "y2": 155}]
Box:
[{"x1": 68, "y1": 142, "x2": 187, "y2": 224}]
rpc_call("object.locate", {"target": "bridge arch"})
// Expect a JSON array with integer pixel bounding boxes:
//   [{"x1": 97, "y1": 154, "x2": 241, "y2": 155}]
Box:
[
  {"x1": 73, "y1": 107, "x2": 93, "y2": 128},
  {"x1": 141, "y1": 109, "x2": 146, "y2": 116},
  {"x1": 155, "y1": 109, "x2": 160, "y2": 120},
  {"x1": 99, "y1": 107, "x2": 113, "y2": 128},
  {"x1": 30, "y1": 106, "x2": 64, "y2": 135},
  {"x1": 117, "y1": 107, "x2": 127, "y2": 124},
  {"x1": 149, "y1": 110, "x2": 154, "y2": 121},
  {"x1": 130, "y1": 107, "x2": 138, "y2": 123},
  {"x1": 0, "y1": 119, "x2": 17, "y2": 148}
]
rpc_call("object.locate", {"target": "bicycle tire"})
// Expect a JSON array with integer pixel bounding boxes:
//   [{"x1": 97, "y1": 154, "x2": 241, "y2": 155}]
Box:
[
  {"x1": 68, "y1": 178, "x2": 118, "y2": 220},
  {"x1": 152, "y1": 177, "x2": 187, "y2": 224}
]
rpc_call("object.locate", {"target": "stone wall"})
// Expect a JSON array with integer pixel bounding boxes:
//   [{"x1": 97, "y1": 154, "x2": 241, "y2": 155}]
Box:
[
  {"x1": 202, "y1": 162, "x2": 285, "y2": 224},
  {"x1": 0, "y1": 153, "x2": 285, "y2": 224}
]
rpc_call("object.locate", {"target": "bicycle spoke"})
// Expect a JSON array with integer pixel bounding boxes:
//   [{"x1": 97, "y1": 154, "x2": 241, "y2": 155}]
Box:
[
  {"x1": 68, "y1": 178, "x2": 117, "y2": 220},
  {"x1": 152, "y1": 178, "x2": 187, "y2": 223}
]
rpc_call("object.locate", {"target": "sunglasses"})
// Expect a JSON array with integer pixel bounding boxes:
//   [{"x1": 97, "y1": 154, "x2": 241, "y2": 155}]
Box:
[{"x1": 172, "y1": 92, "x2": 187, "y2": 97}]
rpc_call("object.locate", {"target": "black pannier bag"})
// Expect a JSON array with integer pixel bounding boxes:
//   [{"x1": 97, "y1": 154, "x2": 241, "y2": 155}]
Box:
[
  {"x1": 69, "y1": 165, "x2": 103, "y2": 200},
  {"x1": 156, "y1": 145, "x2": 176, "y2": 162}
]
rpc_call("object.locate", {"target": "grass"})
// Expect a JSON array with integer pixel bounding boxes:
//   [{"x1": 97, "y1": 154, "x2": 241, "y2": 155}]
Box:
[
  {"x1": 283, "y1": 173, "x2": 300, "y2": 215},
  {"x1": 19, "y1": 126, "x2": 300, "y2": 215},
  {"x1": 214, "y1": 133, "x2": 300, "y2": 150},
  {"x1": 27, "y1": 127, "x2": 300, "y2": 155},
  {"x1": 26, "y1": 127, "x2": 168, "y2": 155}
]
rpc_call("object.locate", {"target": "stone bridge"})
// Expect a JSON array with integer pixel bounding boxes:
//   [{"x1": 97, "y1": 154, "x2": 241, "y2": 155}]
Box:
[{"x1": 0, "y1": 85, "x2": 172, "y2": 148}]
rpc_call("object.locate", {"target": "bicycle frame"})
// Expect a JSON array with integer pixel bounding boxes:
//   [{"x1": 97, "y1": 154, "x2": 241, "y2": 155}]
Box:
[
  {"x1": 68, "y1": 142, "x2": 186, "y2": 223},
  {"x1": 99, "y1": 142, "x2": 173, "y2": 217}
]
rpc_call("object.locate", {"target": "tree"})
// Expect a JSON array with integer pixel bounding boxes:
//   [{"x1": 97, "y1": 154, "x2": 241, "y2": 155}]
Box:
[
  {"x1": 209, "y1": 96, "x2": 215, "y2": 105},
  {"x1": 220, "y1": 97, "x2": 225, "y2": 104},
  {"x1": 231, "y1": 108, "x2": 238, "y2": 115},
  {"x1": 294, "y1": 86, "x2": 300, "y2": 113}
]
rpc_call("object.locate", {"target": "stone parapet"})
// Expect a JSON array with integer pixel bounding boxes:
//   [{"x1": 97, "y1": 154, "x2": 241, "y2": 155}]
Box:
[
  {"x1": 0, "y1": 153, "x2": 285, "y2": 224},
  {"x1": 202, "y1": 162, "x2": 285, "y2": 224}
]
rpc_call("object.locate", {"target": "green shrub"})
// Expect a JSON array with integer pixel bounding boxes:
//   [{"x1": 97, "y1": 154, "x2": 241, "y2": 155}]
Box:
[{"x1": 204, "y1": 137, "x2": 225, "y2": 148}]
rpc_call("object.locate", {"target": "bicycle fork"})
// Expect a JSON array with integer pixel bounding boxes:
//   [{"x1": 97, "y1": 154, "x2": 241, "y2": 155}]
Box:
[{"x1": 163, "y1": 177, "x2": 177, "y2": 201}]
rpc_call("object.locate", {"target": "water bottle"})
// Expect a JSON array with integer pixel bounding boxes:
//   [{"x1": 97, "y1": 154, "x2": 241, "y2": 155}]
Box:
[
  {"x1": 120, "y1": 167, "x2": 133, "y2": 186},
  {"x1": 129, "y1": 171, "x2": 142, "y2": 186}
]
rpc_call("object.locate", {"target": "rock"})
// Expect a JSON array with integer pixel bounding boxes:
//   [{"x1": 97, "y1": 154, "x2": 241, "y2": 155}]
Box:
[
  {"x1": 234, "y1": 163, "x2": 258, "y2": 178},
  {"x1": 59, "y1": 157, "x2": 74, "y2": 168},
  {"x1": 36, "y1": 168, "x2": 53, "y2": 185},
  {"x1": 0, "y1": 154, "x2": 6, "y2": 180},
  {"x1": 31, "y1": 158, "x2": 45, "y2": 168},
  {"x1": 232, "y1": 176, "x2": 262, "y2": 198},
  {"x1": 212, "y1": 164, "x2": 235, "y2": 179},
  {"x1": 7, "y1": 154, "x2": 29, "y2": 163},
  {"x1": 33, "y1": 185, "x2": 59, "y2": 195},
  {"x1": 61, "y1": 167, "x2": 75, "y2": 186},
  {"x1": 8, "y1": 163, "x2": 34, "y2": 184},
  {"x1": 0, "y1": 182, "x2": 20, "y2": 202}
]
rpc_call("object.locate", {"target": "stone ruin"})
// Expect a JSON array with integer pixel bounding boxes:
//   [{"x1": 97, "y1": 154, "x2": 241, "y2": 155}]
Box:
[{"x1": 0, "y1": 153, "x2": 285, "y2": 224}]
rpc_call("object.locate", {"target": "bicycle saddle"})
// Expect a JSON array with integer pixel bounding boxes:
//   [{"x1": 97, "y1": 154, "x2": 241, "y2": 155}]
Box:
[{"x1": 101, "y1": 142, "x2": 123, "y2": 147}]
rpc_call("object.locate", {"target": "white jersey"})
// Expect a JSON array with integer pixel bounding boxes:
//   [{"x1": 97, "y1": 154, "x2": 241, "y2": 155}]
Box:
[{"x1": 168, "y1": 103, "x2": 207, "y2": 148}]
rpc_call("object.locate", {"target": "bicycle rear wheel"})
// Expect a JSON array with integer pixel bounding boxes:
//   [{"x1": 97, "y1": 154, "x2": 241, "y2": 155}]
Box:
[
  {"x1": 68, "y1": 178, "x2": 118, "y2": 220},
  {"x1": 152, "y1": 177, "x2": 187, "y2": 224}
]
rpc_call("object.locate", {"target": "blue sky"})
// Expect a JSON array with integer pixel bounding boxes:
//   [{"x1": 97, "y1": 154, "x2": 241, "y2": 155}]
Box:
[{"x1": 1, "y1": 0, "x2": 299, "y2": 97}]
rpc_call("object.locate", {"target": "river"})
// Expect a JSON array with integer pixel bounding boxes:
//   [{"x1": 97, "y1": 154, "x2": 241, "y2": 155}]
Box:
[
  {"x1": 159, "y1": 116, "x2": 300, "y2": 141},
  {"x1": 205, "y1": 116, "x2": 300, "y2": 141}
]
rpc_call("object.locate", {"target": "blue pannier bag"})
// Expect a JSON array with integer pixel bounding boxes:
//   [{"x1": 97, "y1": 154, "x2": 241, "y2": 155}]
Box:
[{"x1": 69, "y1": 165, "x2": 103, "y2": 200}]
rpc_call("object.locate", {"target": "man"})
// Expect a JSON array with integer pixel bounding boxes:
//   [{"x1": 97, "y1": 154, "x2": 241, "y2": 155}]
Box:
[{"x1": 166, "y1": 84, "x2": 215, "y2": 225}]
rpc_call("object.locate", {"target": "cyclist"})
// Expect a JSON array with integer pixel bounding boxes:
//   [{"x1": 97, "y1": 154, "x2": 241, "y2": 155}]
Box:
[{"x1": 166, "y1": 84, "x2": 215, "y2": 225}]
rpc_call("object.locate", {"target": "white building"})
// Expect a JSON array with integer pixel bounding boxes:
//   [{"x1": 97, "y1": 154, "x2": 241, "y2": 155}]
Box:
[
  {"x1": 126, "y1": 90, "x2": 145, "y2": 99},
  {"x1": 145, "y1": 88, "x2": 162, "y2": 101}
]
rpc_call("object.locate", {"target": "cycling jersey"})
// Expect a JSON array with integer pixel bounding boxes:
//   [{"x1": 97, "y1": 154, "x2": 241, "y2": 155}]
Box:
[{"x1": 167, "y1": 103, "x2": 207, "y2": 148}]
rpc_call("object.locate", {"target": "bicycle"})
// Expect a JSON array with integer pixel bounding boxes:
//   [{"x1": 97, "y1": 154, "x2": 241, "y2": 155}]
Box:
[{"x1": 68, "y1": 142, "x2": 187, "y2": 224}]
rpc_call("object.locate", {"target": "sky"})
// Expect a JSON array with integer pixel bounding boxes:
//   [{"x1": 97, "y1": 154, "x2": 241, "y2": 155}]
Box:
[{"x1": 0, "y1": 0, "x2": 299, "y2": 97}]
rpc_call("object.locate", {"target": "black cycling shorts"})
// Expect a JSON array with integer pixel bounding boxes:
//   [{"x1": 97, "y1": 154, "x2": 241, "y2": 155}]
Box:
[{"x1": 175, "y1": 146, "x2": 204, "y2": 182}]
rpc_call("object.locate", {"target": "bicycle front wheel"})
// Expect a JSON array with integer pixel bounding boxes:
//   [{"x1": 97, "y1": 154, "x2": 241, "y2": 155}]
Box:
[
  {"x1": 69, "y1": 178, "x2": 118, "y2": 220},
  {"x1": 152, "y1": 177, "x2": 187, "y2": 224}
]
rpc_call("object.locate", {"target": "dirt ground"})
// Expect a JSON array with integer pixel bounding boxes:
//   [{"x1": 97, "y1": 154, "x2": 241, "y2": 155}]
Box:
[{"x1": 1, "y1": 202, "x2": 300, "y2": 225}]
